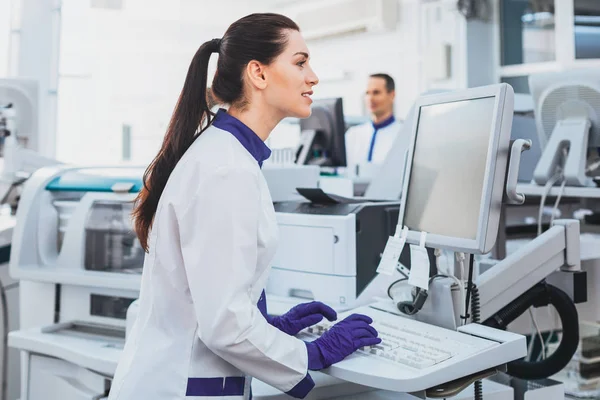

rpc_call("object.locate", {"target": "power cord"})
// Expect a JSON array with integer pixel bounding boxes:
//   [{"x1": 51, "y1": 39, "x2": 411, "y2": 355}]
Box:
[
  {"x1": 386, "y1": 275, "x2": 429, "y2": 316},
  {"x1": 537, "y1": 172, "x2": 561, "y2": 236},
  {"x1": 387, "y1": 273, "x2": 466, "y2": 324},
  {"x1": 484, "y1": 282, "x2": 579, "y2": 380},
  {"x1": 470, "y1": 284, "x2": 482, "y2": 400},
  {"x1": 528, "y1": 307, "x2": 546, "y2": 361},
  {"x1": 434, "y1": 248, "x2": 444, "y2": 275},
  {"x1": 538, "y1": 147, "x2": 569, "y2": 235},
  {"x1": 586, "y1": 158, "x2": 600, "y2": 174},
  {"x1": 549, "y1": 178, "x2": 567, "y2": 228},
  {"x1": 444, "y1": 274, "x2": 466, "y2": 326},
  {"x1": 387, "y1": 276, "x2": 408, "y2": 299},
  {"x1": 540, "y1": 174, "x2": 567, "y2": 350},
  {"x1": 540, "y1": 307, "x2": 557, "y2": 362},
  {"x1": 462, "y1": 254, "x2": 475, "y2": 324},
  {"x1": 0, "y1": 276, "x2": 7, "y2": 400}
]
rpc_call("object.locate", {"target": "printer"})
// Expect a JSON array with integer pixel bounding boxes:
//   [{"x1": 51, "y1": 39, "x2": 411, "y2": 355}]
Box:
[{"x1": 267, "y1": 190, "x2": 404, "y2": 309}]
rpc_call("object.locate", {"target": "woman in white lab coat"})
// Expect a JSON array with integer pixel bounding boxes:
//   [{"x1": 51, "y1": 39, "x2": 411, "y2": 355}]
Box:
[{"x1": 108, "y1": 13, "x2": 381, "y2": 400}]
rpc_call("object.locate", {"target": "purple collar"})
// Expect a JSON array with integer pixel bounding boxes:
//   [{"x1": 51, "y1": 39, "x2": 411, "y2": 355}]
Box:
[
  {"x1": 372, "y1": 114, "x2": 396, "y2": 130},
  {"x1": 212, "y1": 108, "x2": 271, "y2": 167}
]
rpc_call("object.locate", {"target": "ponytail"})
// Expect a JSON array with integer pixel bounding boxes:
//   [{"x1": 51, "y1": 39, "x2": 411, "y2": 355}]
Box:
[
  {"x1": 133, "y1": 38, "x2": 221, "y2": 251},
  {"x1": 133, "y1": 12, "x2": 301, "y2": 251}
]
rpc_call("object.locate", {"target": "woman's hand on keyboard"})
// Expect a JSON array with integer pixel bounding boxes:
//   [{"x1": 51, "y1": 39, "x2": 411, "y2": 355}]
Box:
[
  {"x1": 305, "y1": 314, "x2": 381, "y2": 370},
  {"x1": 270, "y1": 301, "x2": 338, "y2": 336}
]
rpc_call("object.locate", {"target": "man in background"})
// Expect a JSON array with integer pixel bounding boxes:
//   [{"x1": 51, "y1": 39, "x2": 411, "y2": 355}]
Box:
[{"x1": 345, "y1": 73, "x2": 402, "y2": 170}]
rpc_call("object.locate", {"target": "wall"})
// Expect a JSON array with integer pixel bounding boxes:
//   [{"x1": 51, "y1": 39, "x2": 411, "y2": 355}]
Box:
[
  {"x1": 274, "y1": 0, "x2": 423, "y2": 122},
  {"x1": 52, "y1": 0, "x2": 495, "y2": 164},
  {"x1": 272, "y1": 0, "x2": 496, "y2": 120},
  {"x1": 54, "y1": 0, "x2": 275, "y2": 165},
  {"x1": 0, "y1": 0, "x2": 9, "y2": 77}
]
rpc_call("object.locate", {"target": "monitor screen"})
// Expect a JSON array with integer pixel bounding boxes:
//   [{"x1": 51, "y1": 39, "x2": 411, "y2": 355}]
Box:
[
  {"x1": 403, "y1": 96, "x2": 497, "y2": 240},
  {"x1": 298, "y1": 98, "x2": 346, "y2": 167}
]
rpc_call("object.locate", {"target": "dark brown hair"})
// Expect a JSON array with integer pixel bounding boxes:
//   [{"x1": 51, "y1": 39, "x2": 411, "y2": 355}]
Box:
[
  {"x1": 133, "y1": 13, "x2": 299, "y2": 251},
  {"x1": 370, "y1": 73, "x2": 395, "y2": 92}
]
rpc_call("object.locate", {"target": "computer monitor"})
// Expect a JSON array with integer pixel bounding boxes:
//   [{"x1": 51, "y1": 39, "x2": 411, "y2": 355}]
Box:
[
  {"x1": 297, "y1": 98, "x2": 347, "y2": 167},
  {"x1": 529, "y1": 68, "x2": 600, "y2": 187},
  {"x1": 397, "y1": 83, "x2": 514, "y2": 254},
  {"x1": 365, "y1": 89, "x2": 451, "y2": 201}
]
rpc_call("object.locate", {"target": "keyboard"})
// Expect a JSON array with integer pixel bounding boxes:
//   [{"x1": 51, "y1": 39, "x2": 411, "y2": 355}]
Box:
[{"x1": 300, "y1": 306, "x2": 497, "y2": 370}]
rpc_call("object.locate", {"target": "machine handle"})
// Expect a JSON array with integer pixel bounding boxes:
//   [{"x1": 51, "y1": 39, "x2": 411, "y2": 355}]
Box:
[{"x1": 505, "y1": 139, "x2": 532, "y2": 205}]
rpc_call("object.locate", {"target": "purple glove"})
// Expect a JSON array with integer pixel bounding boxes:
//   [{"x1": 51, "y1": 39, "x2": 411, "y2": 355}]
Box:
[
  {"x1": 270, "y1": 301, "x2": 338, "y2": 336},
  {"x1": 305, "y1": 314, "x2": 381, "y2": 370}
]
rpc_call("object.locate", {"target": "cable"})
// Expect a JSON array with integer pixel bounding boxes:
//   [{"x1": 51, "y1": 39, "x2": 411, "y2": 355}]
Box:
[
  {"x1": 526, "y1": 311, "x2": 536, "y2": 362},
  {"x1": 539, "y1": 147, "x2": 568, "y2": 235},
  {"x1": 470, "y1": 285, "x2": 482, "y2": 400},
  {"x1": 448, "y1": 275, "x2": 466, "y2": 326},
  {"x1": 538, "y1": 172, "x2": 561, "y2": 236},
  {"x1": 388, "y1": 274, "x2": 465, "y2": 321},
  {"x1": 471, "y1": 284, "x2": 480, "y2": 324},
  {"x1": 541, "y1": 307, "x2": 557, "y2": 362},
  {"x1": 463, "y1": 254, "x2": 475, "y2": 323},
  {"x1": 387, "y1": 277, "x2": 408, "y2": 300},
  {"x1": 542, "y1": 175, "x2": 565, "y2": 355},
  {"x1": 434, "y1": 249, "x2": 452, "y2": 276},
  {"x1": 456, "y1": 252, "x2": 466, "y2": 282},
  {"x1": 434, "y1": 251, "x2": 466, "y2": 326},
  {"x1": 549, "y1": 177, "x2": 567, "y2": 228},
  {"x1": 0, "y1": 277, "x2": 7, "y2": 400},
  {"x1": 484, "y1": 283, "x2": 579, "y2": 380},
  {"x1": 586, "y1": 159, "x2": 600, "y2": 173},
  {"x1": 526, "y1": 339, "x2": 534, "y2": 362},
  {"x1": 528, "y1": 307, "x2": 546, "y2": 360},
  {"x1": 456, "y1": 252, "x2": 468, "y2": 320},
  {"x1": 431, "y1": 274, "x2": 465, "y2": 326},
  {"x1": 434, "y1": 248, "x2": 444, "y2": 275},
  {"x1": 397, "y1": 288, "x2": 428, "y2": 316}
]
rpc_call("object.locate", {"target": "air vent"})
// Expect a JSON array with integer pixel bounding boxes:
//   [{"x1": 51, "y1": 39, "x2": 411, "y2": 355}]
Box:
[
  {"x1": 90, "y1": 0, "x2": 123, "y2": 10},
  {"x1": 290, "y1": 0, "x2": 398, "y2": 40}
]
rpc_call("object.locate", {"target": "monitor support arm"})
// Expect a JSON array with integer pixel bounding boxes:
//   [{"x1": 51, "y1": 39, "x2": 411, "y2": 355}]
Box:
[
  {"x1": 424, "y1": 139, "x2": 581, "y2": 327},
  {"x1": 533, "y1": 118, "x2": 592, "y2": 187},
  {"x1": 475, "y1": 219, "x2": 581, "y2": 322},
  {"x1": 468, "y1": 218, "x2": 582, "y2": 380},
  {"x1": 477, "y1": 137, "x2": 581, "y2": 320}
]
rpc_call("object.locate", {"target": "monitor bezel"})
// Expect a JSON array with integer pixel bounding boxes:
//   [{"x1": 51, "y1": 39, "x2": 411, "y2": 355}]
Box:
[
  {"x1": 299, "y1": 97, "x2": 347, "y2": 167},
  {"x1": 397, "y1": 83, "x2": 513, "y2": 254}
]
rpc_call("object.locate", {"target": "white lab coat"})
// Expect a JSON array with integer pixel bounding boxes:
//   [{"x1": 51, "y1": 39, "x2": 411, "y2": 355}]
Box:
[
  {"x1": 345, "y1": 118, "x2": 403, "y2": 168},
  {"x1": 108, "y1": 118, "x2": 312, "y2": 399}
]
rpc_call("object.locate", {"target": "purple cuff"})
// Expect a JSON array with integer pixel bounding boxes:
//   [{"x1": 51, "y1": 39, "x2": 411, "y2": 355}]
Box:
[
  {"x1": 285, "y1": 373, "x2": 315, "y2": 399},
  {"x1": 305, "y1": 341, "x2": 325, "y2": 371}
]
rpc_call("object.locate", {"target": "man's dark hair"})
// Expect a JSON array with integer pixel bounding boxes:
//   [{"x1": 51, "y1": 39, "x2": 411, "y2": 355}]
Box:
[{"x1": 369, "y1": 73, "x2": 395, "y2": 92}]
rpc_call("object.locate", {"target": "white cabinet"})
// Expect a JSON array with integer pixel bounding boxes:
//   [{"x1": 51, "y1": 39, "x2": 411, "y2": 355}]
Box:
[
  {"x1": 24, "y1": 354, "x2": 108, "y2": 400},
  {"x1": 0, "y1": 259, "x2": 20, "y2": 400}
]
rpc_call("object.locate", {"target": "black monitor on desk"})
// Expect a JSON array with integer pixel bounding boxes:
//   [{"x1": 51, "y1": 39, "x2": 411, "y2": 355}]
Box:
[{"x1": 297, "y1": 98, "x2": 347, "y2": 167}]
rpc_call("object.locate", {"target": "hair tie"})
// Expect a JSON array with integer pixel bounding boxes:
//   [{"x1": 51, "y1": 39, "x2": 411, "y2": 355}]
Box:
[{"x1": 211, "y1": 38, "x2": 222, "y2": 53}]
